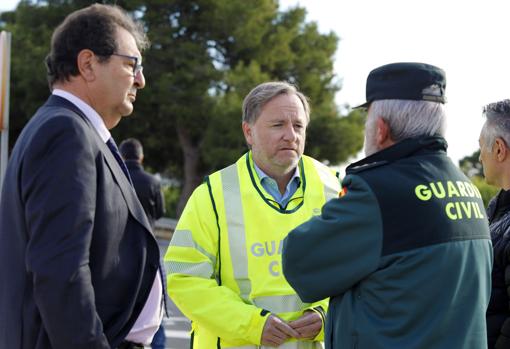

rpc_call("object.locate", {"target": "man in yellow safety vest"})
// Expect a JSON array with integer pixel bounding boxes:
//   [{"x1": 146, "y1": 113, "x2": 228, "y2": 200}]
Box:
[{"x1": 164, "y1": 81, "x2": 341, "y2": 348}]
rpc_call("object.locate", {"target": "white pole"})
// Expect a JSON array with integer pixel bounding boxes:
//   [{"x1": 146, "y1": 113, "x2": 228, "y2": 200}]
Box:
[{"x1": 0, "y1": 31, "x2": 11, "y2": 192}]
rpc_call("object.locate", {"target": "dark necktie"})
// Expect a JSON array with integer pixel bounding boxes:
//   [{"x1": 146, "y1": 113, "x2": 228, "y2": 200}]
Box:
[{"x1": 106, "y1": 137, "x2": 132, "y2": 184}]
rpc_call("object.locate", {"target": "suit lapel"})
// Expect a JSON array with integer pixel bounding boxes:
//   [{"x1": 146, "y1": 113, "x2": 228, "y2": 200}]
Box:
[
  {"x1": 45, "y1": 95, "x2": 154, "y2": 235},
  {"x1": 99, "y1": 141, "x2": 153, "y2": 234}
]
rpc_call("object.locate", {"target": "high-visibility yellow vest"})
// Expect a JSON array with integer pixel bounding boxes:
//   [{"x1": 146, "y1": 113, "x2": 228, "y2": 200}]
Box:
[{"x1": 165, "y1": 152, "x2": 340, "y2": 348}]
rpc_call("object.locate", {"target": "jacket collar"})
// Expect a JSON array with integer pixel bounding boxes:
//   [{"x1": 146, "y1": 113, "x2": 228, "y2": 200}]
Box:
[
  {"x1": 347, "y1": 135, "x2": 448, "y2": 174},
  {"x1": 46, "y1": 94, "x2": 88, "y2": 120},
  {"x1": 51, "y1": 89, "x2": 110, "y2": 142},
  {"x1": 487, "y1": 189, "x2": 510, "y2": 223},
  {"x1": 125, "y1": 160, "x2": 144, "y2": 171}
]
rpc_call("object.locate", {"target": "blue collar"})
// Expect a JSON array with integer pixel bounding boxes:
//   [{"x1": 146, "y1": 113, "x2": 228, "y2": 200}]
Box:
[{"x1": 253, "y1": 161, "x2": 301, "y2": 207}]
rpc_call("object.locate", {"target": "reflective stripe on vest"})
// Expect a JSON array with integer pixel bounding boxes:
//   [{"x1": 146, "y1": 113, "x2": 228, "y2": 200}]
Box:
[
  {"x1": 314, "y1": 161, "x2": 338, "y2": 202},
  {"x1": 221, "y1": 163, "x2": 252, "y2": 301},
  {"x1": 165, "y1": 229, "x2": 216, "y2": 278},
  {"x1": 253, "y1": 294, "x2": 306, "y2": 314},
  {"x1": 169, "y1": 229, "x2": 216, "y2": 264},
  {"x1": 164, "y1": 260, "x2": 213, "y2": 278}
]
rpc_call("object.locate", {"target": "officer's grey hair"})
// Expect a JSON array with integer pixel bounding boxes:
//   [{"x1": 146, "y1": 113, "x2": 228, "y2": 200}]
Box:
[
  {"x1": 481, "y1": 99, "x2": 510, "y2": 151},
  {"x1": 366, "y1": 99, "x2": 446, "y2": 142},
  {"x1": 242, "y1": 81, "x2": 310, "y2": 124}
]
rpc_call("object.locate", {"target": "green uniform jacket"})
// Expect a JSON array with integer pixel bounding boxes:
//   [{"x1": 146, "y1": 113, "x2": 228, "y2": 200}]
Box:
[{"x1": 282, "y1": 136, "x2": 493, "y2": 349}]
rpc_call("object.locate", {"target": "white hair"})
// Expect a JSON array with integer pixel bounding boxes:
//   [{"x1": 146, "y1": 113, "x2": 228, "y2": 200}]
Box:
[
  {"x1": 364, "y1": 100, "x2": 445, "y2": 156},
  {"x1": 481, "y1": 99, "x2": 510, "y2": 151},
  {"x1": 367, "y1": 99, "x2": 445, "y2": 140}
]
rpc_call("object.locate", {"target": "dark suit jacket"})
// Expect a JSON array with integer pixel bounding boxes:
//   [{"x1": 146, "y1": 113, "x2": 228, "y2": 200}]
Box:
[
  {"x1": 125, "y1": 161, "x2": 165, "y2": 228},
  {"x1": 0, "y1": 95, "x2": 160, "y2": 349}
]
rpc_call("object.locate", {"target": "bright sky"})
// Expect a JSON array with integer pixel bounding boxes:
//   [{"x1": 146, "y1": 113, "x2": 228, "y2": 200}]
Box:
[
  {"x1": 279, "y1": 0, "x2": 510, "y2": 164},
  {"x1": 2, "y1": 0, "x2": 510, "y2": 164}
]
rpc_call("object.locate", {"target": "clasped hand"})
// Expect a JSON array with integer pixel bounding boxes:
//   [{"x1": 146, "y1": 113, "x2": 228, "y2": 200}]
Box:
[{"x1": 260, "y1": 311, "x2": 322, "y2": 347}]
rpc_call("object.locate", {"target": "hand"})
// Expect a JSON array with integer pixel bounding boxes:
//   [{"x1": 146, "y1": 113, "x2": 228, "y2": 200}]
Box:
[
  {"x1": 288, "y1": 310, "x2": 322, "y2": 340},
  {"x1": 261, "y1": 314, "x2": 300, "y2": 347}
]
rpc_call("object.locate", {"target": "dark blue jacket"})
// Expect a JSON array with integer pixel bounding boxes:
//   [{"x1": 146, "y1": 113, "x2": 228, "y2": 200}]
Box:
[
  {"x1": 283, "y1": 136, "x2": 492, "y2": 349},
  {"x1": 0, "y1": 96, "x2": 160, "y2": 349},
  {"x1": 486, "y1": 190, "x2": 510, "y2": 348},
  {"x1": 125, "y1": 161, "x2": 165, "y2": 228}
]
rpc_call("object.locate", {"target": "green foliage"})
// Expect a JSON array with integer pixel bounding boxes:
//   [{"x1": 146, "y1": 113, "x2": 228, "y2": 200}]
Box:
[
  {"x1": 459, "y1": 150, "x2": 482, "y2": 178},
  {"x1": 2, "y1": 0, "x2": 366, "y2": 213},
  {"x1": 1, "y1": 1, "x2": 75, "y2": 150},
  {"x1": 0, "y1": 0, "x2": 120, "y2": 151},
  {"x1": 470, "y1": 175, "x2": 499, "y2": 207},
  {"x1": 458, "y1": 150, "x2": 498, "y2": 207},
  {"x1": 162, "y1": 184, "x2": 181, "y2": 218},
  {"x1": 114, "y1": 0, "x2": 366, "y2": 214},
  {"x1": 306, "y1": 107, "x2": 365, "y2": 163}
]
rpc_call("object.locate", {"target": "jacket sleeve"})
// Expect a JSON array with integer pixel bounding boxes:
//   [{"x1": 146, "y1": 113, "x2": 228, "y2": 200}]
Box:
[
  {"x1": 495, "y1": 235, "x2": 510, "y2": 348},
  {"x1": 282, "y1": 174, "x2": 383, "y2": 303},
  {"x1": 164, "y1": 183, "x2": 269, "y2": 345},
  {"x1": 23, "y1": 116, "x2": 109, "y2": 348},
  {"x1": 305, "y1": 301, "x2": 328, "y2": 341}
]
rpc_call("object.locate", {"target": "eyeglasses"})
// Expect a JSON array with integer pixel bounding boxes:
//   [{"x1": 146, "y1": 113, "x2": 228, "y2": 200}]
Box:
[{"x1": 111, "y1": 53, "x2": 143, "y2": 77}]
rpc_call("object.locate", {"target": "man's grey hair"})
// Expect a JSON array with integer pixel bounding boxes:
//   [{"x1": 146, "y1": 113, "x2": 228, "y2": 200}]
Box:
[
  {"x1": 367, "y1": 99, "x2": 446, "y2": 142},
  {"x1": 481, "y1": 99, "x2": 510, "y2": 150},
  {"x1": 242, "y1": 81, "x2": 310, "y2": 124}
]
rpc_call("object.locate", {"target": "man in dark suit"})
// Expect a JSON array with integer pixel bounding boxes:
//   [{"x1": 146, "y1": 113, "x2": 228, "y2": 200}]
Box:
[
  {"x1": 0, "y1": 4, "x2": 163, "y2": 349},
  {"x1": 119, "y1": 138, "x2": 167, "y2": 349},
  {"x1": 119, "y1": 138, "x2": 165, "y2": 228}
]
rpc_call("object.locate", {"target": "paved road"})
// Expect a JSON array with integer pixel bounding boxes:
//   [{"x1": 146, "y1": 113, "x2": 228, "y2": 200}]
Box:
[
  {"x1": 158, "y1": 239, "x2": 191, "y2": 349},
  {"x1": 162, "y1": 300, "x2": 191, "y2": 349}
]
